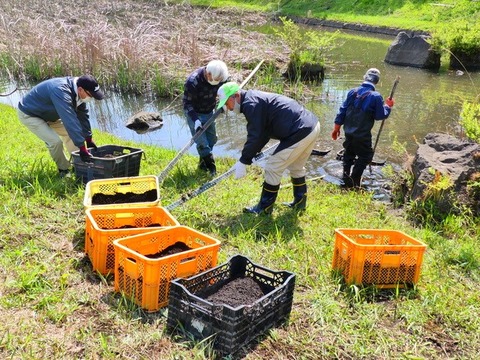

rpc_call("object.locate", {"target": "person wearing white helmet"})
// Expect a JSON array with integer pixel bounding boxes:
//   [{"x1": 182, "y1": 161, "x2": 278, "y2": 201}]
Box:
[
  {"x1": 331, "y1": 67, "x2": 395, "y2": 188},
  {"x1": 183, "y1": 60, "x2": 229, "y2": 176}
]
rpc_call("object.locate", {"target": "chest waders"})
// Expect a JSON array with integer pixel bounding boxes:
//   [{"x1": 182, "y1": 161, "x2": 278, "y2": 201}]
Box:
[{"x1": 342, "y1": 92, "x2": 375, "y2": 188}]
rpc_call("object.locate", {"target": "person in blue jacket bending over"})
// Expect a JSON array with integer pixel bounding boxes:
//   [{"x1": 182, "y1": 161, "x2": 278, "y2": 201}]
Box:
[
  {"x1": 331, "y1": 68, "x2": 395, "y2": 188},
  {"x1": 217, "y1": 82, "x2": 321, "y2": 215},
  {"x1": 17, "y1": 75, "x2": 105, "y2": 178}
]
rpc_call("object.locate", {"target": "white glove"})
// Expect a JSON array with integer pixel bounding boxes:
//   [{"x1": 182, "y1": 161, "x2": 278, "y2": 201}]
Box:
[
  {"x1": 234, "y1": 161, "x2": 247, "y2": 179},
  {"x1": 194, "y1": 120, "x2": 203, "y2": 132}
]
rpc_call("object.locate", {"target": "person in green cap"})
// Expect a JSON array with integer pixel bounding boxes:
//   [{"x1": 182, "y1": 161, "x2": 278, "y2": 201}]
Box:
[{"x1": 217, "y1": 82, "x2": 321, "y2": 214}]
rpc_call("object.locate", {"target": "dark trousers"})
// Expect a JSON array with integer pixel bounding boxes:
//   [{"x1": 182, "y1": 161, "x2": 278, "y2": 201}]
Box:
[{"x1": 342, "y1": 135, "x2": 373, "y2": 179}]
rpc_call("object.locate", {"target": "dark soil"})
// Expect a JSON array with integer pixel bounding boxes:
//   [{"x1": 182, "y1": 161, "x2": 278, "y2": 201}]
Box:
[
  {"x1": 144, "y1": 242, "x2": 191, "y2": 259},
  {"x1": 205, "y1": 277, "x2": 267, "y2": 307},
  {"x1": 101, "y1": 223, "x2": 163, "y2": 229},
  {"x1": 91, "y1": 189, "x2": 158, "y2": 205}
]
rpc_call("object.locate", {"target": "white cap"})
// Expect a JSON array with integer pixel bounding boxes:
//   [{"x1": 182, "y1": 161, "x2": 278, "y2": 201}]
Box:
[
  {"x1": 206, "y1": 60, "x2": 229, "y2": 82},
  {"x1": 363, "y1": 68, "x2": 380, "y2": 84}
]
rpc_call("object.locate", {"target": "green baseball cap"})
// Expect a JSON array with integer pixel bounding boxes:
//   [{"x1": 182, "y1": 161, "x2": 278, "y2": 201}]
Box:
[{"x1": 217, "y1": 82, "x2": 240, "y2": 110}]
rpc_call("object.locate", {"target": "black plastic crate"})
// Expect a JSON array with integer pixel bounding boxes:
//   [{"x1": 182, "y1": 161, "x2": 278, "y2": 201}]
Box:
[
  {"x1": 72, "y1": 144, "x2": 143, "y2": 184},
  {"x1": 167, "y1": 255, "x2": 295, "y2": 357}
]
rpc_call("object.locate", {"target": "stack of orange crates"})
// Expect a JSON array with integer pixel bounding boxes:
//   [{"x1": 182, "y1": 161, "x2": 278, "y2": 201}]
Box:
[
  {"x1": 82, "y1": 175, "x2": 222, "y2": 312},
  {"x1": 83, "y1": 175, "x2": 169, "y2": 275}
]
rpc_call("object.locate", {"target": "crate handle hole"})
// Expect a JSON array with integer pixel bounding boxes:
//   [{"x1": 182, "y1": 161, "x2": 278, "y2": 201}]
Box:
[
  {"x1": 126, "y1": 257, "x2": 137, "y2": 264},
  {"x1": 180, "y1": 256, "x2": 195, "y2": 264}
]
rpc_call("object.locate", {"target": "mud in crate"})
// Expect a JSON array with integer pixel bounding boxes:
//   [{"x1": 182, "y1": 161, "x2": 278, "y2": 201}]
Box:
[
  {"x1": 113, "y1": 226, "x2": 221, "y2": 312},
  {"x1": 83, "y1": 175, "x2": 160, "y2": 209},
  {"x1": 72, "y1": 144, "x2": 144, "y2": 184},
  {"x1": 331, "y1": 228, "x2": 427, "y2": 288},
  {"x1": 166, "y1": 255, "x2": 296, "y2": 358},
  {"x1": 85, "y1": 205, "x2": 179, "y2": 275}
]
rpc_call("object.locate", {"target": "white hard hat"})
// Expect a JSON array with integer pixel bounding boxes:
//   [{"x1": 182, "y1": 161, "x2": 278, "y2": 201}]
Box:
[
  {"x1": 364, "y1": 68, "x2": 381, "y2": 84},
  {"x1": 206, "y1": 60, "x2": 229, "y2": 82}
]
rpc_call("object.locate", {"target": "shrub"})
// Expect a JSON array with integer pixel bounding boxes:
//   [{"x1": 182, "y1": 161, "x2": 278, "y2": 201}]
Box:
[
  {"x1": 431, "y1": 21, "x2": 480, "y2": 56},
  {"x1": 274, "y1": 16, "x2": 337, "y2": 80},
  {"x1": 460, "y1": 101, "x2": 480, "y2": 143}
]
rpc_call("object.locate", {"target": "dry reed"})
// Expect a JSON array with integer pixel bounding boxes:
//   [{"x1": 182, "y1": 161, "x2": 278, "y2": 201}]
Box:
[{"x1": 0, "y1": 0, "x2": 289, "y2": 96}]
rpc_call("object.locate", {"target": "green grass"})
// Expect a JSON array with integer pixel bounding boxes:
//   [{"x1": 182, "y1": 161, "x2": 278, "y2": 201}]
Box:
[
  {"x1": 1, "y1": 102, "x2": 479, "y2": 359},
  {"x1": 182, "y1": 0, "x2": 480, "y2": 32}
]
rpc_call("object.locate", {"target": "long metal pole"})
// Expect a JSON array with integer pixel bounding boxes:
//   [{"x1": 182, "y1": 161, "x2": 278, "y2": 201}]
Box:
[
  {"x1": 157, "y1": 59, "x2": 265, "y2": 182},
  {"x1": 369, "y1": 75, "x2": 400, "y2": 173},
  {"x1": 165, "y1": 141, "x2": 278, "y2": 211}
]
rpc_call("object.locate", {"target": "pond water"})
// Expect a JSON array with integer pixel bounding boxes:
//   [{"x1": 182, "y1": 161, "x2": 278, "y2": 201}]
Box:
[{"x1": 1, "y1": 28, "x2": 479, "y2": 197}]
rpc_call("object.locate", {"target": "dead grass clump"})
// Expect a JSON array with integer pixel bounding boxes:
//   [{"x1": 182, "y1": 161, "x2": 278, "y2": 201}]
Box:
[{"x1": 0, "y1": 0, "x2": 289, "y2": 96}]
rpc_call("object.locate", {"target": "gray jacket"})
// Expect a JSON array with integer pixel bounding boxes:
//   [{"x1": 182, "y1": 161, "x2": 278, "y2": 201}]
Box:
[{"x1": 18, "y1": 77, "x2": 92, "y2": 147}]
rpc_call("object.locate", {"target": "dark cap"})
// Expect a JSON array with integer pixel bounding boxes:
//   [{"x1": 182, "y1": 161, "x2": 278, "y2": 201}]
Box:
[{"x1": 77, "y1": 75, "x2": 105, "y2": 100}]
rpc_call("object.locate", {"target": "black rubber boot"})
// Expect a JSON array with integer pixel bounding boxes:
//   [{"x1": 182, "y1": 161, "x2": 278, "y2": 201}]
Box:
[
  {"x1": 198, "y1": 156, "x2": 208, "y2": 171},
  {"x1": 350, "y1": 166, "x2": 364, "y2": 188},
  {"x1": 283, "y1": 176, "x2": 307, "y2": 210},
  {"x1": 244, "y1": 182, "x2": 279, "y2": 215},
  {"x1": 351, "y1": 175, "x2": 362, "y2": 188},
  {"x1": 202, "y1": 153, "x2": 216, "y2": 176},
  {"x1": 342, "y1": 165, "x2": 354, "y2": 188}
]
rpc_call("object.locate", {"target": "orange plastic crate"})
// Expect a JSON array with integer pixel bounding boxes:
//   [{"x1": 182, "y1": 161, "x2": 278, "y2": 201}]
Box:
[
  {"x1": 113, "y1": 226, "x2": 221, "y2": 312},
  {"x1": 83, "y1": 175, "x2": 160, "y2": 209},
  {"x1": 85, "y1": 205, "x2": 179, "y2": 275},
  {"x1": 332, "y1": 229, "x2": 427, "y2": 288}
]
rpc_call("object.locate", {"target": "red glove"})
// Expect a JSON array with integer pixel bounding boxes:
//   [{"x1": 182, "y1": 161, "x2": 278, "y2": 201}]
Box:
[
  {"x1": 331, "y1": 124, "x2": 341, "y2": 140},
  {"x1": 85, "y1": 137, "x2": 98, "y2": 150},
  {"x1": 79, "y1": 145, "x2": 93, "y2": 163},
  {"x1": 385, "y1": 97, "x2": 394, "y2": 108}
]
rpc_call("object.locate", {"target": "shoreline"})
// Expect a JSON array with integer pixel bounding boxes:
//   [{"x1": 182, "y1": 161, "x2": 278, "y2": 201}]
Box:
[{"x1": 282, "y1": 15, "x2": 431, "y2": 37}]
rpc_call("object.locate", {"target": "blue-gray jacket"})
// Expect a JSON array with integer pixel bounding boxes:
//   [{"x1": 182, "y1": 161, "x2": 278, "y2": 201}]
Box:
[
  {"x1": 239, "y1": 89, "x2": 318, "y2": 165},
  {"x1": 334, "y1": 82, "x2": 391, "y2": 139},
  {"x1": 18, "y1": 77, "x2": 92, "y2": 148}
]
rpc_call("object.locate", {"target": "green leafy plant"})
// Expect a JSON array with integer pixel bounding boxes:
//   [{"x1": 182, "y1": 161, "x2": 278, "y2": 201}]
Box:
[
  {"x1": 406, "y1": 170, "x2": 456, "y2": 225},
  {"x1": 274, "y1": 16, "x2": 337, "y2": 81},
  {"x1": 436, "y1": 21, "x2": 480, "y2": 56},
  {"x1": 460, "y1": 101, "x2": 480, "y2": 143}
]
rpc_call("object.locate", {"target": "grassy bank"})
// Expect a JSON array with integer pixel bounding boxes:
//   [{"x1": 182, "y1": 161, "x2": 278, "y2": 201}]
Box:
[
  {"x1": 181, "y1": 1, "x2": 480, "y2": 69},
  {"x1": 183, "y1": 0, "x2": 480, "y2": 32},
  {"x1": 1, "y1": 103, "x2": 479, "y2": 359}
]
